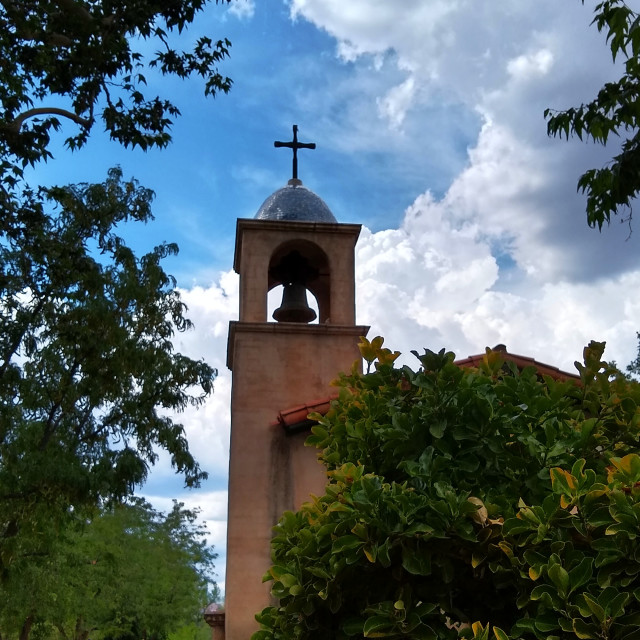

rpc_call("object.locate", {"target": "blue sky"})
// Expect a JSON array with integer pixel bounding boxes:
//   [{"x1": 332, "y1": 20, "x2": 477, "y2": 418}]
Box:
[
  {"x1": 31, "y1": 0, "x2": 480, "y2": 283},
  {"x1": 30, "y1": 0, "x2": 640, "y2": 594}
]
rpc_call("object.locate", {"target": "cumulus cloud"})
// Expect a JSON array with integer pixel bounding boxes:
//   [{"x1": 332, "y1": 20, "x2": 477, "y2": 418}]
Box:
[
  {"x1": 289, "y1": 0, "x2": 462, "y2": 70},
  {"x1": 377, "y1": 76, "x2": 416, "y2": 129},
  {"x1": 228, "y1": 0, "x2": 255, "y2": 20},
  {"x1": 507, "y1": 49, "x2": 554, "y2": 81},
  {"x1": 289, "y1": 0, "x2": 638, "y2": 279},
  {"x1": 170, "y1": 271, "x2": 239, "y2": 481},
  {"x1": 356, "y1": 201, "x2": 640, "y2": 374},
  {"x1": 142, "y1": 271, "x2": 239, "y2": 590},
  {"x1": 287, "y1": 0, "x2": 637, "y2": 363}
]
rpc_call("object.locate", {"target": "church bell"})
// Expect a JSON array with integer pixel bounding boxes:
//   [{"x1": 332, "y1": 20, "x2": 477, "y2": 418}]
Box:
[
  {"x1": 273, "y1": 282, "x2": 317, "y2": 323},
  {"x1": 270, "y1": 250, "x2": 318, "y2": 324}
]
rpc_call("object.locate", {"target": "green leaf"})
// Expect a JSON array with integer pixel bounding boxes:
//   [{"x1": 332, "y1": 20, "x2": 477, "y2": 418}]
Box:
[
  {"x1": 332, "y1": 535, "x2": 363, "y2": 554},
  {"x1": 429, "y1": 420, "x2": 447, "y2": 439},
  {"x1": 493, "y1": 627, "x2": 509, "y2": 640},
  {"x1": 401, "y1": 546, "x2": 432, "y2": 576},
  {"x1": 502, "y1": 517, "x2": 534, "y2": 536},
  {"x1": 569, "y1": 557, "x2": 594, "y2": 593},
  {"x1": 548, "y1": 563, "x2": 570, "y2": 598},
  {"x1": 572, "y1": 618, "x2": 599, "y2": 639},
  {"x1": 277, "y1": 573, "x2": 297, "y2": 588},
  {"x1": 470, "y1": 621, "x2": 490, "y2": 640},
  {"x1": 342, "y1": 617, "x2": 365, "y2": 636},
  {"x1": 582, "y1": 593, "x2": 605, "y2": 623},
  {"x1": 472, "y1": 550, "x2": 487, "y2": 569},
  {"x1": 512, "y1": 618, "x2": 536, "y2": 635},
  {"x1": 535, "y1": 613, "x2": 560, "y2": 633},
  {"x1": 611, "y1": 454, "x2": 640, "y2": 483},
  {"x1": 363, "y1": 615, "x2": 395, "y2": 638},
  {"x1": 531, "y1": 584, "x2": 562, "y2": 608},
  {"x1": 419, "y1": 626, "x2": 437, "y2": 640},
  {"x1": 607, "y1": 591, "x2": 629, "y2": 619}
]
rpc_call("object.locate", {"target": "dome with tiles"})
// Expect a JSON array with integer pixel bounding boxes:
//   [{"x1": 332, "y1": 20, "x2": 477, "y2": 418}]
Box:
[{"x1": 255, "y1": 179, "x2": 337, "y2": 223}]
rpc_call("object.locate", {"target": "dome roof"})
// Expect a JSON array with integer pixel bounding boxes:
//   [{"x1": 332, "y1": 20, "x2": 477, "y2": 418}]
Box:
[{"x1": 255, "y1": 179, "x2": 337, "y2": 223}]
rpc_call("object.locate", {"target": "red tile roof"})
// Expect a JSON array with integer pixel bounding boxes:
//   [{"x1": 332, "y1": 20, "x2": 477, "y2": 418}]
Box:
[
  {"x1": 455, "y1": 344, "x2": 580, "y2": 382},
  {"x1": 275, "y1": 397, "x2": 336, "y2": 433},
  {"x1": 276, "y1": 345, "x2": 580, "y2": 432}
]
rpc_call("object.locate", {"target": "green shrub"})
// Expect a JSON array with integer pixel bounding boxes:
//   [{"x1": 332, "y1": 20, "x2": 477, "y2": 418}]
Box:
[{"x1": 254, "y1": 338, "x2": 640, "y2": 640}]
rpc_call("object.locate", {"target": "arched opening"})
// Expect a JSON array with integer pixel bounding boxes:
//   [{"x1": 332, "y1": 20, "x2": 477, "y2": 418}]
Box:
[{"x1": 268, "y1": 240, "x2": 330, "y2": 323}]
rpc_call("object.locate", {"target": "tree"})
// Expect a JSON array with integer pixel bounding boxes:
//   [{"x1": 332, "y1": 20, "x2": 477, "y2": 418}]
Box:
[
  {"x1": 626, "y1": 332, "x2": 640, "y2": 378},
  {"x1": 545, "y1": 0, "x2": 640, "y2": 230},
  {"x1": 0, "y1": 0, "x2": 232, "y2": 174},
  {"x1": 0, "y1": 1, "x2": 231, "y2": 577},
  {"x1": 0, "y1": 498, "x2": 218, "y2": 640},
  {"x1": 253, "y1": 337, "x2": 640, "y2": 640},
  {"x1": 0, "y1": 167, "x2": 217, "y2": 576}
]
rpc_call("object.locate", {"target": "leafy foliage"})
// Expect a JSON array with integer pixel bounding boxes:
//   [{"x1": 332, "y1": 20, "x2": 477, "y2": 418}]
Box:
[
  {"x1": 254, "y1": 337, "x2": 640, "y2": 640},
  {"x1": 0, "y1": 167, "x2": 217, "y2": 575},
  {"x1": 0, "y1": 0, "x2": 232, "y2": 178},
  {"x1": 0, "y1": 0, "x2": 230, "y2": 584},
  {"x1": 0, "y1": 498, "x2": 218, "y2": 640},
  {"x1": 545, "y1": 0, "x2": 640, "y2": 229}
]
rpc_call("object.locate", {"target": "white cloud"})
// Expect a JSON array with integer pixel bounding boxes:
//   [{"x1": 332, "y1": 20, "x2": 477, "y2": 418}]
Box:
[
  {"x1": 289, "y1": 0, "x2": 462, "y2": 68},
  {"x1": 507, "y1": 49, "x2": 554, "y2": 80},
  {"x1": 142, "y1": 271, "x2": 239, "y2": 591},
  {"x1": 289, "y1": 0, "x2": 638, "y2": 279},
  {"x1": 155, "y1": 273, "x2": 237, "y2": 462},
  {"x1": 356, "y1": 206, "x2": 640, "y2": 374},
  {"x1": 377, "y1": 76, "x2": 416, "y2": 129},
  {"x1": 228, "y1": 0, "x2": 255, "y2": 20},
  {"x1": 170, "y1": 273, "x2": 239, "y2": 480}
]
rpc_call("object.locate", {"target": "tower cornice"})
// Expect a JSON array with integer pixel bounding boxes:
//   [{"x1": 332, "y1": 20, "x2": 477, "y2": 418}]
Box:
[
  {"x1": 227, "y1": 321, "x2": 370, "y2": 370},
  {"x1": 233, "y1": 218, "x2": 362, "y2": 274}
]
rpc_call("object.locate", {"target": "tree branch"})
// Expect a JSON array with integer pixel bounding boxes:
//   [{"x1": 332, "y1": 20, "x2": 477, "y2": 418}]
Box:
[
  {"x1": 17, "y1": 30, "x2": 74, "y2": 47},
  {"x1": 0, "y1": 295, "x2": 48, "y2": 380},
  {"x1": 39, "y1": 357, "x2": 81, "y2": 451},
  {"x1": 18, "y1": 613, "x2": 34, "y2": 640},
  {"x1": 54, "y1": 623, "x2": 69, "y2": 640},
  {"x1": 51, "y1": 0, "x2": 93, "y2": 24},
  {"x1": 10, "y1": 107, "x2": 92, "y2": 131}
]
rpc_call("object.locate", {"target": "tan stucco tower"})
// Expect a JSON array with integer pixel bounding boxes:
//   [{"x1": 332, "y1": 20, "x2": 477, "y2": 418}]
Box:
[{"x1": 225, "y1": 174, "x2": 368, "y2": 640}]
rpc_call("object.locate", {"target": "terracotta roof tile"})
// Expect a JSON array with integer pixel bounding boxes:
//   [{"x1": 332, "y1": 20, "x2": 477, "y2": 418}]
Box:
[
  {"x1": 455, "y1": 346, "x2": 580, "y2": 382},
  {"x1": 276, "y1": 347, "x2": 579, "y2": 432},
  {"x1": 276, "y1": 397, "x2": 336, "y2": 433},
  {"x1": 203, "y1": 603, "x2": 225, "y2": 628}
]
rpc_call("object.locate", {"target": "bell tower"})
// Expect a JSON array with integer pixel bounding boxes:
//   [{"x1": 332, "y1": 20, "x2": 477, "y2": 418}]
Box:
[{"x1": 224, "y1": 127, "x2": 368, "y2": 640}]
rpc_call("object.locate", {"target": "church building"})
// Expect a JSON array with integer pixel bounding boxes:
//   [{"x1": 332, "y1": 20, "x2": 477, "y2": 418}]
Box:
[{"x1": 207, "y1": 127, "x2": 579, "y2": 640}]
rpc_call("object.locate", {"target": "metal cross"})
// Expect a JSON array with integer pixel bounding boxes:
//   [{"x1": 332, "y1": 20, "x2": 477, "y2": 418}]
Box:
[{"x1": 274, "y1": 125, "x2": 316, "y2": 181}]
